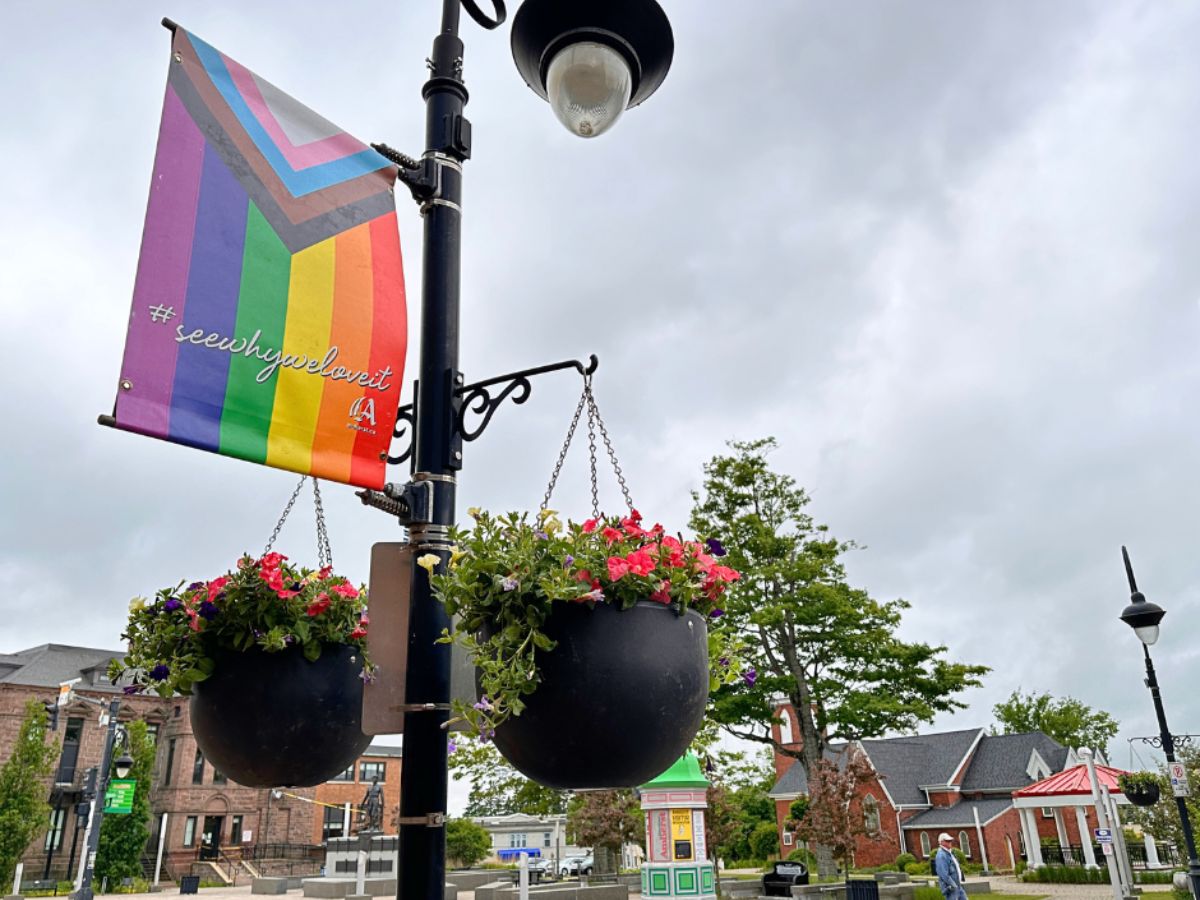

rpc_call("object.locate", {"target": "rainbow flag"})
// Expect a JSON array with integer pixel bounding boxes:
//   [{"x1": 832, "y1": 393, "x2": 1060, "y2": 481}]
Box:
[{"x1": 110, "y1": 25, "x2": 406, "y2": 490}]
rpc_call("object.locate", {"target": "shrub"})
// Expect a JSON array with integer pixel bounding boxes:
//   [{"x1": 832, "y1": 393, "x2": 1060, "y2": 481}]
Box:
[
  {"x1": 914, "y1": 888, "x2": 943, "y2": 900},
  {"x1": 749, "y1": 822, "x2": 781, "y2": 861},
  {"x1": 786, "y1": 848, "x2": 818, "y2": 870},
  {"x1": 905, "y1": 862, "x2": 931, "y2": 876},
  {"x1": 894, "y1": 853, "x2": 917, "y2": 871}
]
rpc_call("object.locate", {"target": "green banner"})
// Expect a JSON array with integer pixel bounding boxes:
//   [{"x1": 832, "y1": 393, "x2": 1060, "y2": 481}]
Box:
[{"x1": 103, "y1": 779, "x2": 137, "y2": 814}]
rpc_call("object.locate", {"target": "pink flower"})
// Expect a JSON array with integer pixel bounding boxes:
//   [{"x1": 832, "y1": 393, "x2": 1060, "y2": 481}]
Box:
[
  {"x1": 710, "y1": 564, "x2": 741, "y2": 583},
  {"x1": 607, "y1": 556, "x2": 631, "y2": 581},
  {"x1": 650, "y1": 583, "x2": 671, "y2": 604},
  {"x1": 318, "y1": 565, "x2": 334, "y2": 579},
  {"x1": 276, "y1": 588, "x2": 301, "y2": 600},
  {"x1": 625, "y1": 549, "x2": 656, "y2": 577},
  {"x1": 579, "y1": 588, "x2": 605, "y2": 603},
  {"x1": 601, "y1": 526, "x2": 623, "y2": 545},
  {"x1": 333, "y1": 581, "x2": 359, "y2": 599},
  {"x1": 349, "y1": 624, "x2": 368, "y2": 639},
  {"x1": 206, "y1": 576, "x2": 230, "y2": 600},
  {"x1": 581, "y1": 519, "x2": 599, "y2": 534},
  {"x1": 306, "y1": 594, "x2": 331, "y2": 617}
]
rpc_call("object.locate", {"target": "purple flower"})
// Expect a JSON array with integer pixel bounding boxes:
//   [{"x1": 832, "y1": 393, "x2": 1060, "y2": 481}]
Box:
[
  {"x1": 187, "y1": 582, "x2": 204, "y2": 591},
  {"x1": 709, "y1": 608, "x2": 724, "y2": 619},
  {"x1": 534, "y1": 531, "x2": 548, "y2": 540},
  {"x1": 447, "y1": 738, "x2": 458, "y2": 753},
  {"x1": 743, "y1": 668, "x2": 757, "y2": 687},
  {"x1": 474, "y1": 696, "x2": 494, "y2": 712},
  {"x1": 149, "y1": 664, "x2": 170, "y2": 681},
  {"x1": 163, "y1": 598, "x2": 182, "y2": 612},
  {"x1": 705, "y1": 538, "x2": 727, "y2": 557},
  {"x1": 481, "y1": 728, "x2": 496, "y2": 743},
  {"x1": 358, "y1": 668, "x2": 377, "y2": 684},
  {"x1": 501, "y1": 577, "x2": 519, "y2": 592},
  {"x1": 283, "y1": 634, "x2": 296, "y2": 645},
  {"x1": 564, "y1": 555, "x2": 575, "y2": 567},
  {"x1": 719, "y1": 657, "x2": 730, "y2": 668},
  {"x1": 122, "y1": 685, "x2": 144, "y2": 695},
  {"x1": 198, "y1": 601, "x2": 219, "y2": 620}
]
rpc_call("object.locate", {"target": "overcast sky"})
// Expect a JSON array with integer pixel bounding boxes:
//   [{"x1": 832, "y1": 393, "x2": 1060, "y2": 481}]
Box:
[{"x1": 4, "y1": 1, "x2": 1200, "y2": 811}]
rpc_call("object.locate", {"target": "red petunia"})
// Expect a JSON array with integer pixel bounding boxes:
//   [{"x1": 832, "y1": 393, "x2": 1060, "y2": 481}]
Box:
[
  {"x1": 607, "y1": 556, "x2": 631, "y2": 581},
  {"x1": 306, "y1": 594, "x2": 332, "y2": 617},
  {"x1": 349, "y1": 624, "x2": 368, "y2": 639},
  {"x1": 581, "y1": 519, "x2": 599, "y2": 534},
  {"x1": 625, "y1": 549, "x2": 655, "y2": 577},
  {"x1": 601, "y1": 526, "x2": 623, "y2": 545},
  {"x1": 332, "y1": 581, "x2": 359, "y2": 599}
]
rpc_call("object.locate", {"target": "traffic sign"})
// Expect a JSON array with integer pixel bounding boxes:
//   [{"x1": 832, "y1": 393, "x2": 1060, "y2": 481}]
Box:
[
  {"x1": 1170, "y1": 763, "x2": 1191, "y2": 798},
  {"x1": 103, "y1": 779, "x2": 137, "y2": 814},
  {"x1": 57, "y1": 678, "x2": 80, "y2": 708},
  {"x1": 1094, "y1": 828, "x2": 1112, "y2": 844}
]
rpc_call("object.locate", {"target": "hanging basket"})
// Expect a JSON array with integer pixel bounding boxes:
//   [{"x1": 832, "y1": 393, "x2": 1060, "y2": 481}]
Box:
[
  {"x1": 1123, "y1": 781, "x2": 1161, "y2": 807},
  {"x1": 190, "y1": 643, "x2": 371, "y2": 787},
  {"x1": 486, "y1": 600, "x2": 709, "y2": 789}
]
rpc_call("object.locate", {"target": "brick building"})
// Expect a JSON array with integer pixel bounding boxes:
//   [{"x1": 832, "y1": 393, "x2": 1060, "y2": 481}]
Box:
[
  {"x1": 0, "y1": 644, "x2": 400, "y2": 885},
  {"x1": 312, "y1": 746, "x2": 403, "y2": 845},
  {"x1": 766, "y1": 703, "x2": 1111, "y2": 871}
]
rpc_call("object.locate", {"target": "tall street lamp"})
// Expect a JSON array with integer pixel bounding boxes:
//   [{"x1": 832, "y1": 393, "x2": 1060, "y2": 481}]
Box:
[
  {"x1": 75, "y1": 699, "x2": 133, "y2": 900},
  {"x1": 1118, "y1": 546, "x2": 1200, "y2": 899},
  {"x1": 372, "y1": 5, "x2": 673, "y2": 900}
]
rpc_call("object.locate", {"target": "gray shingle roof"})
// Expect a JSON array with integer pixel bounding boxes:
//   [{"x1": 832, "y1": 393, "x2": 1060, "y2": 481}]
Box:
[
  {"x1": 901, "y1": 797, "x2": 1014, "y2": 828},
  {"x1": 859, "y1": 728, "x2": 982, "y2": 806},
  {"x1": 959, "y1": 732, "x2": 1068, "y2": 792},
  {"x1": 0, "y1": 644, "x2": 126, "y2": 689}
]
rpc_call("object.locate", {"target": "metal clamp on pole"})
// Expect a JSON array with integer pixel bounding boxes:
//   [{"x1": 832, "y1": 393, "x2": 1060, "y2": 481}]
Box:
[{"x1": 396, "y1": 813, "x2": 446, "y2": 827}]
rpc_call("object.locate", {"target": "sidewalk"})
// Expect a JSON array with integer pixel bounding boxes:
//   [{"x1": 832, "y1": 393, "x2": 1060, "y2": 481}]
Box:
[{"x1": 988, "y1": 874, "x2": 1174, "y2": 895}]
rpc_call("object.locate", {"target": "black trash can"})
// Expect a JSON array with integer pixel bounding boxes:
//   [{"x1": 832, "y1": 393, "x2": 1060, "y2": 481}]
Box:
[
  {"x1": 846, "y1": 880, "x2": 880, "y2": 900},
  {"x1": 180, "y1": 874, "x2": 201, "y2": 894}
]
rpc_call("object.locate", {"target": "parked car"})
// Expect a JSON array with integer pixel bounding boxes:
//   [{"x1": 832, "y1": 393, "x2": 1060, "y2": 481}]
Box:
[
  {"x1": 526, "y1": 859, "x2": 553, "y2": 876},
  {"x1": 561, "y1": 854, "x2": 594, "y2": 876}
]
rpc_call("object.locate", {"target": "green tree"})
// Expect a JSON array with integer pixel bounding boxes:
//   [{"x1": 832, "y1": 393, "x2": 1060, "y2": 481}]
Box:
[
  {"x1": 688, "y1": 438, "x2": 989, "y2": 782},
  {"x1": 703, "y1": 747, "x2": 777, "y2": 864},
  {"x1": 0, "y1": 701, "x2": 57, "y2": 888},
  {"x1": 448, "y1": 736, "x2": 566, "y2": 816},
  {"x1": 991, "y1": 690, "x2": 1119, "y2": 756},
  {"x1": 445, "y1": 817, "x2": 492, "y2": 868},
  {"x1": 94, "y1": 720, "x2": 155, "y2": 887},
  {"x1": 1121, "y1": 747, "x2": 1196, "y2": 856}
]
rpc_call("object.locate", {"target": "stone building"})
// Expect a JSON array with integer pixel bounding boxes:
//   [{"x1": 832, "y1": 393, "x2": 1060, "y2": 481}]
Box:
[{"x1": 0, "y1": 643, "x2": 400, "y2": 885}]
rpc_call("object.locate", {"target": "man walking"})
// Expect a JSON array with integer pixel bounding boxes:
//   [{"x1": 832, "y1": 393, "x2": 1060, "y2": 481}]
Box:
[{"x1": 934, "y1": 833, "x2": 968, "y2": 900}]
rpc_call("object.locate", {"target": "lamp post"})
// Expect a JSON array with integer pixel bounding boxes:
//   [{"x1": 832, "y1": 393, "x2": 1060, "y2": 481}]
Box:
[
  {"x1": 1118, "y1": 546, "x2": 1200, "y2": 899},
  {"x1": 385, "y1": 4, "x2": 672, "y2": 900},
  {"x1": 75, "y1": 699, "x2": 133, "y2": 900}
]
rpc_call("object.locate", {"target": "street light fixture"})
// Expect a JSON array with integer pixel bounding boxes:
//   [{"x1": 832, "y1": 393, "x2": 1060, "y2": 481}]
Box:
[
  {"x1": 113, "y1": 750, "x2": 134, "y2": 780},
  {"x1": 1118, "y1": 546, "x2": 1200, "y2": 899}
]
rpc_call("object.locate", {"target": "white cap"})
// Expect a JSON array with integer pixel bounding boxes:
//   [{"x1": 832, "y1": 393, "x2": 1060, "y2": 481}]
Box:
[{"x1": 938, "y1": 833, "x2": 953, "y2": 843}]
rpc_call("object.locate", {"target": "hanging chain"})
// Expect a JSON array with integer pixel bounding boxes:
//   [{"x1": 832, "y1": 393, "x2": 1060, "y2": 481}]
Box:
[
  {"x1": 540, "y1": 372, "x2": 634, "y2": 518},
  {"x1": 263, "y1": 475, "x2": 334, "y2": 568}
]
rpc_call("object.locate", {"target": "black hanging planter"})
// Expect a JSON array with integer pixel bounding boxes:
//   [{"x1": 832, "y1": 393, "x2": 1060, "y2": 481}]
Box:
[
  {"x1": 190, "y1": 643, "x2": 371, "y2": 787},
  {"x1": 487, "y1": 600, "x2": 709, "y2": 789},
  {"x1": 1123, "y1": 780, "x2": 1161, "y2": 807}
]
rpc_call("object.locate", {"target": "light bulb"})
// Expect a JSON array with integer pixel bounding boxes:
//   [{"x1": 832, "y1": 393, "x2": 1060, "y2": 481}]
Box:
[{"x1": 546, "y1": 42, "x2": 632, "y2": 138}]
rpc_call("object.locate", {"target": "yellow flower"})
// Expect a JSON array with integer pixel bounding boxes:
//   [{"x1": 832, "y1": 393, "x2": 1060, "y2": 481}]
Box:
[
  {"x1": 129, "y1": 597, "x2": 147, "y2": 613},
  {"x1": 537, "y1": 508, "x2": 558, "y2": 521},
  {"x1": 467, "y1": 507, "x2": 481, "y2": 519},
  {"x1": 449, "y1": 545, "x2": 466, "y2": 568},
  {"x1": 416, "y1": 553, "x2": 441, "y2": 574},
  {"x1": 544, "y1": 516, "x2": 563, "y2": 535}
]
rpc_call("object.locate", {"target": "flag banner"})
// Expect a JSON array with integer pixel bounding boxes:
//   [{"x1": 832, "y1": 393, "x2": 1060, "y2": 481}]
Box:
[{"x1": 110, "y1": 25, "x2": 406, "y2": 489}]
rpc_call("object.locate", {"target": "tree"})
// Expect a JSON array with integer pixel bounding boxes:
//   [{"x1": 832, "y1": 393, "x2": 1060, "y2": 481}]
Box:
[
  {"x1": 445, "y1": 817, "x2": 492, "y2": 868},
  {"x1": 991, "y1": 690, "x2": 1119, "y2": 757},
  {"x1": 0, "y1": 701, "x2": 57, "y2": 888},
  {"x1": 703, "y1": 747, "x2": 777, "y2": 864},
  {"x1": 792, "y1": 746, "x2": 878, "y2": 872},
  {"x1": 688, "y1": 438, "x2": 989, "y2": 782},
  {"x1": 1121, "y1": 746, "x2": 1196, "y2": 857},
  {"x1": 566, "y1": 790, "x2": 642, "y2": 859},
  {"x1": 448, "y1": 736, "x2": 566, "y2": 816},
  {"x1": 95, "y1": 719, "x2": 156, "y2": 887}
]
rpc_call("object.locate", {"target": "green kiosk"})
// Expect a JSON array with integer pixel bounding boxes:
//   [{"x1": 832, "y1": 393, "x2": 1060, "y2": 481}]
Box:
[{"x1": 640, "y1": 755, "x2": 716, "y2": 900}]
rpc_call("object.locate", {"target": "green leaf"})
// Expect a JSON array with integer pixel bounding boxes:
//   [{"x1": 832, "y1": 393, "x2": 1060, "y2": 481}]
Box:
[{"x1": 303, "y1": 640, "x2": 321, "y2": 662}]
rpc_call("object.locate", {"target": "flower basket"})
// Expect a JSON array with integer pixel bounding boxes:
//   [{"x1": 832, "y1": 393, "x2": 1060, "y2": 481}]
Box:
[
  {"x1": 112, "y1": 549, "x2": 374, "y2": 787},
  {"x1": 485, "y1": 600, "x2": 710, "y2": 789},
  {"x1": 1120, "y1": 774, "x2": 1161, "y2": 807},
  {"x1": 191, "y1": 643, "x2": 371, "y2": 786}
]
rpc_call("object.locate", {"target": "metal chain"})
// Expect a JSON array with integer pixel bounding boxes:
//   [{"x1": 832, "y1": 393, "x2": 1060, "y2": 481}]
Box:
[
  {"x1": 587, "y1": 392, "x2": 634, "y2": 513},
  {"x1": 540, "y1": 372, "x2": 636, "y2": 519},
  {"x1": 263, "y1": 475, "x2": 334, "y2": 569},
  {"x1": 541, "y1": 377, "x2": 590, "y2": 512}
]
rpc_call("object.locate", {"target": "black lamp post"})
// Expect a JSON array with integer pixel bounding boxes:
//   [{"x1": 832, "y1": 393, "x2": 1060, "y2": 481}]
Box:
[
  {"x1": 1119, "y1": 546, "x2": 1200, "y2": 899},
  {"x1": 75, "y1": 699, "x2": 132, "y2": 900},
  {"x1": 385, "y1": 5, "x2": 672, "y2": 900}
]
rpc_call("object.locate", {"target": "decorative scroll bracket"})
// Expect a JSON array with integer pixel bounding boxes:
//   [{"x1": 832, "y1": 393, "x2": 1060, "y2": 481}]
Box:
[{"x1": 1130, "y1": 734, "x2": 1199, "y2": 750}]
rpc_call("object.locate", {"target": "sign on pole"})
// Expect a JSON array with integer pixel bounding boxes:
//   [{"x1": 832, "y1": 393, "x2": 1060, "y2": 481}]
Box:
[
  {"x1": 1171, "y1": 763, "x2": 1191, "y2": 798},
  {"x1": 58, "y1": 678, "x2": 80, "y2": 707},
  {"x1": 1095, "y1": 828, "x2": 1113, "y2": 844},
  {"x1": 103, "y1": 779, "x2": 137, "y2": 814}
]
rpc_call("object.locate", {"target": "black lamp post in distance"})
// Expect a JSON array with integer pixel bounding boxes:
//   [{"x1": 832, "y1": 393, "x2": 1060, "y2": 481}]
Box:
[
  {"x1": 74, "y1": 698, "x2": 133, "y2": 900},
  {"x1": 1118, "y1": 547, "x2": 1200, "y2": 900},
  {"x1": 381, "y1": 5, "x2": 673, "y2": 900}
]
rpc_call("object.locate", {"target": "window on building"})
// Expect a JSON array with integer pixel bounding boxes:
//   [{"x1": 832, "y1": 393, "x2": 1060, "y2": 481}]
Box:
[
  {"x1": 1041, "y1": 807, "x2": 1053, "y2": 819},
  {"x1": 231, "y1": 816, "x2": 243, "y2": 845},
  {"x1": 959, "y1": 832, "x2": 971, "y2": 858},
  {"x1": 332, "y1": 765, "x2": 355, "y2": 782},
  {"x1": 213, "y1": 769, "x2": 227, "y2": 785},
  {"x1": 359, "y1": 761, "x2": 386, "y2": 782},
  {"x1": 919, "y1": 832, "x2": 931, "y2": 857},
  {"x1": 544, "y1": 832, "x2": 552, "y2": 847},
  {"x1": 863, "y1": 795, "x2": 881, "y2": 835},
  {"x1": 509, "y1": 833, "x2": 527, "y2": 848},
  {"x1": 192, "y1": 749, "x2": 205, "y2": 785},
  {"x1": 146, "y1": 723, "x2": 160, "y2": 746},
  {"x1": 174, "y1": 705, "x2": 182, "y2": 719},
  {"x1": 183, "y1": 816, "x2": 197, "y2": 847},
  {"x1": 323, "y1": 807, "x2": 346, "y2": 842},
  {"x1": 782, "y1": 832, "x2": 794, "y2": 847},
  {"x1": 163, "y1": 739, "x2": 176, "y2": 786},
  {"x1": 44, "y1": 807, "x2": 66, "y2": 851}
]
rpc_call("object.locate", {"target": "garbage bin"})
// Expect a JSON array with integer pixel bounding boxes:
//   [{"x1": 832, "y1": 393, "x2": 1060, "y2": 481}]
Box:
[
  {"x1": 180, "y1": 875, "x2": 201, "y2": 894},
  {"x1": 845, "y1": 880, "x2": 880, "y2": 900}
]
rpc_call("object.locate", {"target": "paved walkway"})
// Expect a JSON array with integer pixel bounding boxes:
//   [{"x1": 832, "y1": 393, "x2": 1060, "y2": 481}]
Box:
[{"x1": 987, "y1": 874, "x2": 1173, "y2": 895}]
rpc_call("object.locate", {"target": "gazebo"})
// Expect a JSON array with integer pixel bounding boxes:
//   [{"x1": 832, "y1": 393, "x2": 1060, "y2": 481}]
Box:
[{"x1": 1011, "y1": 763, "x2": 1131, "y2": 868}]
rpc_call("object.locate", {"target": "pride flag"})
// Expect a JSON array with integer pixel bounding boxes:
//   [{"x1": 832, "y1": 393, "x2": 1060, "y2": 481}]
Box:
[{"x1": 109, "y1": 25, "x2": 406, "y2": 490}]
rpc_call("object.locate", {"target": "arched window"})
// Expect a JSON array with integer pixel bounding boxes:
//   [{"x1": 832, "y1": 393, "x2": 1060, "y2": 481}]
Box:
[
  {"x1": 919, "y1": 832, "x2": 931, "y2": 858},
  {"x1": 958, "y1": 831, "x2": 971, "y2": 858},
  {"x1": 863, "y1": 795, "x2": 881, "y2": 835},
  {"x1": 780, "y1": 706, "x2": 800, "y2": 744}
]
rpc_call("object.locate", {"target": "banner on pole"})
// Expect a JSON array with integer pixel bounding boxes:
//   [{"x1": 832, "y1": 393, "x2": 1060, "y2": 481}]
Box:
[
  {"x1": 103, "y1": 779, "x2": 137, "y2": 814},
  {"x1": 108, "y1": 25, "x2": 407, "y2": 489}
]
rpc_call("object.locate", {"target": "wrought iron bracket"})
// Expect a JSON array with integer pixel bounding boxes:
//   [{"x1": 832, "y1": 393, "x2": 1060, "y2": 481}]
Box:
[
  {"x1": 1130, "y1": 734, "x2": 1199, "y2": 750},
  {"x1": 384, "y1": 354, "x2": 599, "y2": 472},
  {"x1": 372, "y1": 142, "x2": 439, "y2": 205}
]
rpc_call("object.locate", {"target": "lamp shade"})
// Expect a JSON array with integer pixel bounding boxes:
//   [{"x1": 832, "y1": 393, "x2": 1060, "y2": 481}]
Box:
[
  {"x1": 511, "y1": 0, "x2": 673, "y2": 129},
  {"x1": 1120, "y1": 592, "x2": 1166, "y2": 646},
  {"x1": 114, "y1": 753, "x2": 134, "y2": 779}
]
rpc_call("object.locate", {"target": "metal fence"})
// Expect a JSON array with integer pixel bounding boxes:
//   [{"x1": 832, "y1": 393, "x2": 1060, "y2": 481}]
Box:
[{"x1": 1039, "y1": 842, "x2": 1180, "y2": 868}]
